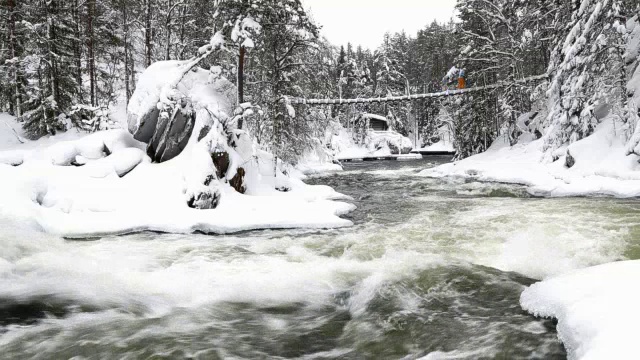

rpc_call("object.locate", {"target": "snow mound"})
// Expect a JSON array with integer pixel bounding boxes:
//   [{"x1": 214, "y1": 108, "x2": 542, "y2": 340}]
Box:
[{"x1": 521, "y1": 260, "x2": 640, "y2": 360}]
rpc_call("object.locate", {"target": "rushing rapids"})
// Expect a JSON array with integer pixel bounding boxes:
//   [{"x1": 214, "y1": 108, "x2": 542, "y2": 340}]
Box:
[{"x1": 3, "y1": 157, "x2": 640, "y2": 358}]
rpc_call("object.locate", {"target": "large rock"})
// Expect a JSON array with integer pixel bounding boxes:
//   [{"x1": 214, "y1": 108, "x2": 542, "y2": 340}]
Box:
[
  {"x1": 128, "y1": 107, "x2": 159, "y2": 144},
  {"x1": 126, "y1": 60, "x2": 201, "y2": 163},
  {"x1": 145, "y1": 99, "x2": 196, "y2": 163}
]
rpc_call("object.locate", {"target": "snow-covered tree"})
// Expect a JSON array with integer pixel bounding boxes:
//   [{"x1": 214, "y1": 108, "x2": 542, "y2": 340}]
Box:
[{"x1": 543, "y1": 0, "x2": 628, "y2": 155}]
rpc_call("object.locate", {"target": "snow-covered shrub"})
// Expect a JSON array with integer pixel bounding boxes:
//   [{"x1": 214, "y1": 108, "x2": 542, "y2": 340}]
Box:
[
  {"x1": 70, "y1": 105, "x2": 117, "y2": 132},
  {"x1": 19, "y1": 93, "x2": 68, "y2": 140}
]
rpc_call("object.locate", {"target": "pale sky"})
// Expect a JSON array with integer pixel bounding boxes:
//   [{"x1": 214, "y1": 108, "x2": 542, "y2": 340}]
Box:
[{"x1": 302, "y1": 0, "x2": 458, "y2": 50}]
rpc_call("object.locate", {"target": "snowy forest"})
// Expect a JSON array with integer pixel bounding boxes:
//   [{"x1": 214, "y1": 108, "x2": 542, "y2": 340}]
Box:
[
  {"x1": 4, "y1": 1, "x2": 640, "y2": 359},
  {"x1": 3, "y1": 0, "x2": 636, "y2": 163}
]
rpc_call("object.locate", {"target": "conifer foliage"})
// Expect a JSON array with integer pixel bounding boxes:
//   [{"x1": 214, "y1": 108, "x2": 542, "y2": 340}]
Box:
[{"x1": 1, "y1": 0, "x2": 639, "y2": 163}]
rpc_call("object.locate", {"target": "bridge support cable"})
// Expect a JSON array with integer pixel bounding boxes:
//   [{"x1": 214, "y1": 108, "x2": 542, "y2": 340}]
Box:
[{"x1": 289, "y1": 74, "x2": 548, "y2": 105}]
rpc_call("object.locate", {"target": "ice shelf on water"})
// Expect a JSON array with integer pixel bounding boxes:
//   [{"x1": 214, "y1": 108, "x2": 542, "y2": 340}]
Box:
[{"x1": 521, "y1": 260, "x2": 640, "y2": 360}]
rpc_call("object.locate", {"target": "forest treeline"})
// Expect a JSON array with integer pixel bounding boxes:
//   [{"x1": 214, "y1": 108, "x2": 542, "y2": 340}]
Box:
[{"x1": 1, "y1": 0, "x2": 639, "y2": 161}]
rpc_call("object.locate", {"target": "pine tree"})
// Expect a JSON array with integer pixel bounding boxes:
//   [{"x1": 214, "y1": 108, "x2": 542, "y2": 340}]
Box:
[
  {"x1": 20, "y1": 0, "x2": 79, "y2": 138},
  {"x1": 544, "y1": 0, "x2": 627, "y2": 155}
]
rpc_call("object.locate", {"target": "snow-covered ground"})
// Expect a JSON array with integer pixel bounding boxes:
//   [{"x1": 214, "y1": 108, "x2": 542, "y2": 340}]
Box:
[
  {"x1": 420, "y1": 117, "x2": 640, "y2": 197},
  {"x1": 0, "y1": 60, "x2": 355, "y2": 237},
  {"x1": 0, "y1": 115, "x2": 353, "y2": 237},
  {"x1": 415, "y1": 124, "x2": 455, "y2": 154}
]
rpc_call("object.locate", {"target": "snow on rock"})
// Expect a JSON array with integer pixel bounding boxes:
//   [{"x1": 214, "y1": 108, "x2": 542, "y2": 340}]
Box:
[
  {"x1": 520, "y1": 260, "x2": 640, "y2": 360},
  {"x1": 369, "y1": 131, "x2": 413, "y2": 155},
  {"x1": 327, "y1": 121, "x2": 413, "y2": 160},
  {"x1": 127, "y1": 60, "x2": 189, "y2": 142}
]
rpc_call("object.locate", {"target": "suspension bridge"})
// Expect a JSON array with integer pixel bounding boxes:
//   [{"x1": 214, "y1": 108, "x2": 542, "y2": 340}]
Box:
[
  {"x1": 289, "y1": 74, "x2": 548, "y2": 105},
  {"x1": 287, "y1": 73, "x2": 549, "y2": 162}
]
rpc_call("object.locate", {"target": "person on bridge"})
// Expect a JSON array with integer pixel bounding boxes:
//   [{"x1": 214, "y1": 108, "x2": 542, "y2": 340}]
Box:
[{"x1": 458, "y1": 68, "x2": 466, "y2": 89}]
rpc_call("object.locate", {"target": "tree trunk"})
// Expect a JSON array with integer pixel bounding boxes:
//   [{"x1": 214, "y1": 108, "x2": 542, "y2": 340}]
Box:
[
  {"x1": 165, "y1": 0, "x2": 172, "y2": 60},
  {"x1": 47, "y1": 0, "x2": 60, "y2": 112},
  {"x1": 178, "y1": 5, "x2": 186, "y2": 59},
  {"x1": 145, "y1": 0, "x2": 153, "y2": 67},
  {"x1": 7, "y1": 0, "x2": 21, "y2": 117},
  {"x1": 237, "y1": 46, "x2": 246, "y2": 129},
  {"x1": 122, "y1": 0, "x2": 131, "y2": 105},
  {"x1": 72, "y1": 0, "x2": 83, "y2": 102},
  {"x1": 86, "y1": 0, "x2": 96, "y2": 106}
]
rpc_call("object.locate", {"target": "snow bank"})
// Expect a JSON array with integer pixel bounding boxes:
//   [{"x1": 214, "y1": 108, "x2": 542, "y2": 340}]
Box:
[
  {"x1": 328, "y1": 122, "x2": 413, "y2": 160},
  {"x1": 521, "y1": 260, "x2": 640, "y2": 360},
  {"x1": 0, "y1": 125, "x2": 353, "y2": 237},
  {"x1": 421, "y1": 118, "x2": 640, "y2": 197},
  {"x1": 0, "y1": 60, "x2": 354, "y2": 237}
]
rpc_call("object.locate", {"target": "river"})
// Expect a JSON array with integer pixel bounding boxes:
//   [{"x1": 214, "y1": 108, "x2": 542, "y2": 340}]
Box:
[{"x1": 2, "y1": 157, "x2": 640, "y2": 359}]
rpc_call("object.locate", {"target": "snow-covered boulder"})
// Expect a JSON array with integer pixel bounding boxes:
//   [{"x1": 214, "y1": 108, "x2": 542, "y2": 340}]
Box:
[
  {"x1": 127, "y1": 60, "x2": 221, "y2": 163},
  {"x1": 127, "y1": 61, "x2": 185, "y2": 143},
  {"x1": 368, "y1": 131, "x2": 413, "y2": 155}
]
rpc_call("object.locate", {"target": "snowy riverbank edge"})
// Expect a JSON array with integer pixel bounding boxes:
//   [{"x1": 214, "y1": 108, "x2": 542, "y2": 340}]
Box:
[
  {"x1": 419, "y1": 118, "x2": 640, "y2": 198},
  {"x1": 520, "y1": 260, "x2": 640, "y2": 360},
  {"x1": 0, "y1": 117, "x2": 355, "y2": 238},
  {"x1": 419, "y1": 118, "x2": 640, "y2": 360}
]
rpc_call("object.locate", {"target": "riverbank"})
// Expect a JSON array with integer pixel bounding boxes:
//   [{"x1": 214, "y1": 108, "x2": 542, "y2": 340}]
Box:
[{"x1": 420, "y1": 117, "x2": 640, "y2": 198}]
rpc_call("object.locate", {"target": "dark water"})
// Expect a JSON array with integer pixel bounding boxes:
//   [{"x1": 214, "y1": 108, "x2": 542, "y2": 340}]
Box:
[{"x1": 4, "y1": 156, "x2": 640, "y2": 358}]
